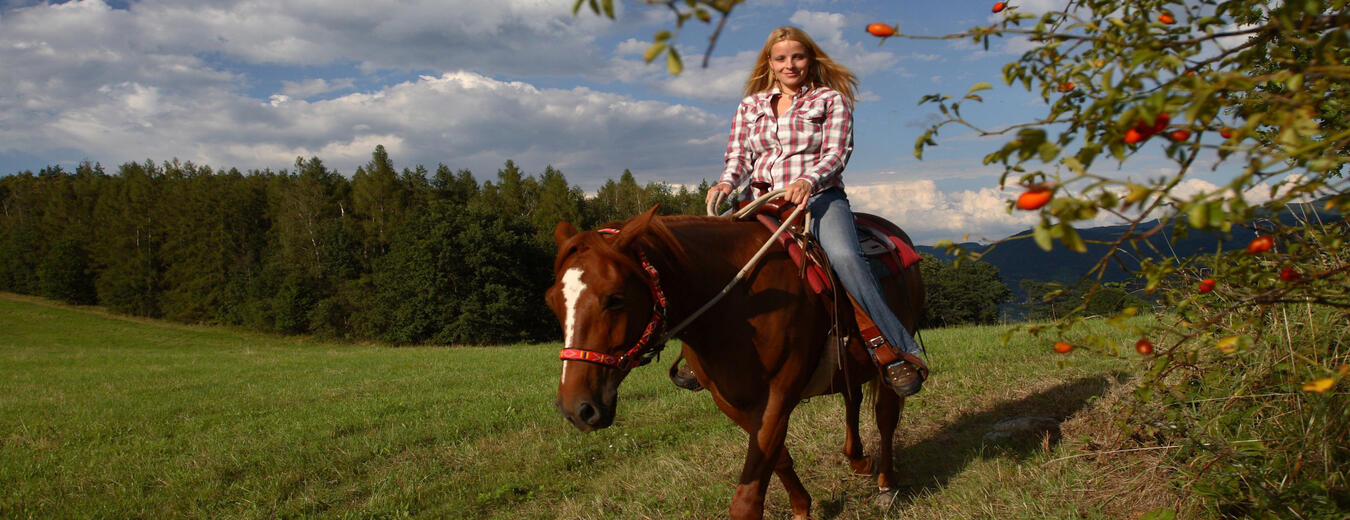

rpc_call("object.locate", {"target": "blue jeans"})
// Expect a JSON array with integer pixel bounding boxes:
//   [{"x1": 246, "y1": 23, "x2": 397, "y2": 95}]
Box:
[{"x1": 808, "y1": 188, "x2": 923, "y2": 357}]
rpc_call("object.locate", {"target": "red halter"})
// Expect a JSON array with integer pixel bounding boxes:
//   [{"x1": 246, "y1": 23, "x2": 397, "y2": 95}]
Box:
[{"x1": 558, "y1": 229, "x2": 670, "y2": 371}]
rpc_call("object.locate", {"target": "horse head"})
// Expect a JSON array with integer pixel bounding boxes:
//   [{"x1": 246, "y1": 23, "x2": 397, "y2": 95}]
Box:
[{"x1": 546, "y1": 207, "x2": 669, "y2": 432}]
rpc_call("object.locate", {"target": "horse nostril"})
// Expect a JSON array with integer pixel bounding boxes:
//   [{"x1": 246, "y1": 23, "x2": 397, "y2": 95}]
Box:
[{"x1": 577, "y1": 400, "x2": 600, "y2": 426}]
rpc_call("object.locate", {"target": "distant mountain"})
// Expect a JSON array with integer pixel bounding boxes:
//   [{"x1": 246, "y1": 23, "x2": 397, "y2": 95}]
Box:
[{"x1": 915, "y1": 202, "x2": 1343, "y2": 299}]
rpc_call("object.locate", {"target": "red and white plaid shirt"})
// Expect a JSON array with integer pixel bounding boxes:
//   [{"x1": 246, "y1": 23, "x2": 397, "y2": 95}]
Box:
[{"x1": 718, "y1": 85, "x2": 853, "y2": 194}]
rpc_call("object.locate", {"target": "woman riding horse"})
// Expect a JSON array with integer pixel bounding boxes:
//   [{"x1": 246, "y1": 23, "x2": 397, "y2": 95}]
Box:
[
  {"x1": 550, "y1": 26, "x2": 930, "y2": 520},
  {"x1": 705, "y1": 26, "x2": 928, "y2": 396}
]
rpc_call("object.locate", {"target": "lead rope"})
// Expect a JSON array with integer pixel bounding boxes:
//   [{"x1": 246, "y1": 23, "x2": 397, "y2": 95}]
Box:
[{"x1": 657, "y1": 189, "x2": 804, "y2": 343}]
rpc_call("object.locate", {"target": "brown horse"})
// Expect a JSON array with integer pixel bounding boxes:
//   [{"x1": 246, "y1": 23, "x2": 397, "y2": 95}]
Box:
[{"x1": 547, "y1": 206, "x2": 924, "y2": 520}]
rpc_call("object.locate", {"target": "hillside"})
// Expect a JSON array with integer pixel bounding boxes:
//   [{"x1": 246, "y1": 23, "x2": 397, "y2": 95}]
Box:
[
  {"x1": 0, "y1": 292, "x2": 1155, "y2": 518},
  {"x1": 916, "y1": 202, "x2": 1343, "y2": 299}
]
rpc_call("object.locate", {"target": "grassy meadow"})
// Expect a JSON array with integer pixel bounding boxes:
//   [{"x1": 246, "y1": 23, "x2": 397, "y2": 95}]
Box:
[{"x1": 1, "y1": 292, "x2": 1159, "y2": 519}]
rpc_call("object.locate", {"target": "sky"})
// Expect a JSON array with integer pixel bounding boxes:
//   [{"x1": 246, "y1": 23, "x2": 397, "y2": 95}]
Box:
[{"x1": 0, "y1": 0, "x2": 1254, "y2": 245}]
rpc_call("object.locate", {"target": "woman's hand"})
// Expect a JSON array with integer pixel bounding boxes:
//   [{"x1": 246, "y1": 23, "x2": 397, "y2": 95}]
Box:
[
  {"x1": 783, "y1": 179, "x2": 813, "y2": 206},
  {"x1": 705, "y1": 182, "x2": 733, "y2": 205}
]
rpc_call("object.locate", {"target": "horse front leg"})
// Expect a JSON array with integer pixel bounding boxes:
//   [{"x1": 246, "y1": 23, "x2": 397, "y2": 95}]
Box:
[
  {"x1": 730, "y1": 404, "x2": 795, "y2": 520},
  {"x1": 840, "y1": 382, "x2": 872, "y2": 475},
  {"x1": 874, "y1": 389, "x2": 904, "y2": 491},
  {"x1": 773, "y1": 448, "x2": 812, "y2": 520}
]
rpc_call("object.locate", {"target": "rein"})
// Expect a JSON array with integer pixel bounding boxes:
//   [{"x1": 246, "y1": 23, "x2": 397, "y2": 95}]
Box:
[
  {"x1": 665, "y1": 189, "x2": 804, "y2": 340},
  {"x1": 558, "y1": 189, "x2": 803, "y2": 371}
]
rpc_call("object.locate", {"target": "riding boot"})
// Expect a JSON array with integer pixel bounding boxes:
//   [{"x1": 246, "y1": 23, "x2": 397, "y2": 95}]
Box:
[
  {"x1": 881, "y1": 358, "x2": 924, "y2": 397},
  {"x1": 851, "y1": 299, "x2": 927, "y2": 397}
]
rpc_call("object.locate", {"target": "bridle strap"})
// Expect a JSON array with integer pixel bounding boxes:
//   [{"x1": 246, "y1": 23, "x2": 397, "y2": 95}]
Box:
[{"x1": 558, "y1": 230, "x2": 668, "y2": 370}]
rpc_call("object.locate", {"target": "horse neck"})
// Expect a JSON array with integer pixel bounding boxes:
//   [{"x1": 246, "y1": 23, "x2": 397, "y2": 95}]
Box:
[{"x1": 645, "y1": 216, "x2": 777, "y2": 327}]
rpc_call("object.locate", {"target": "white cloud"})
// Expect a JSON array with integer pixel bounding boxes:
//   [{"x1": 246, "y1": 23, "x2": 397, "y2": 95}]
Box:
[
  {"x1": 842, "y1": 165, "x2": 1294, "y2": 246},
  {"x1": 848, "y1": 179, "x2": 1040, "y2": 244},
  {"x1": 10, "y1": 67, "x2": 728, "y2": 189},
  {"x1": 614, "y1": 38, "x2": 649, "y2": 57},
  {"x1": 0, "y1": 0, "x2": 611, "y2": 82},
  {"x1": 0, "y1": 0, "x2": 735, "y2": 188},
  {"x1": 281, "y1": 78, "x2": 356, "y2": 99},
  {"x1": 1169, "y1": 177, "x2": 1279, "y2": 205},
  {"x1": 789, "y1": 9, "x2": 849, "y2": 46},
  {"x1": 607, "y1": 48, "x2": 757, "y2": 102}
]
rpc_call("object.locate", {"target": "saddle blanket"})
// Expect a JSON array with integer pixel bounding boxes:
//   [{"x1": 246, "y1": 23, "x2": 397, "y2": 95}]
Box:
[{"x1": 755, "y1": 212, "x2": 921, "y2": 295}]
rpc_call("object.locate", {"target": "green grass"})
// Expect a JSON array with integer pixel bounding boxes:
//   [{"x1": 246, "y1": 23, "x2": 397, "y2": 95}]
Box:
[{"x1": 1, "y1": 293, "x2": 1153, "y2": 519}]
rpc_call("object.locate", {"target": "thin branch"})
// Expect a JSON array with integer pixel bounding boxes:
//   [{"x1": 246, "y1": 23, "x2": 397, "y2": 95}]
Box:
[{"x1": 702, "y1": 11, "x2": 730, "y2": 69}]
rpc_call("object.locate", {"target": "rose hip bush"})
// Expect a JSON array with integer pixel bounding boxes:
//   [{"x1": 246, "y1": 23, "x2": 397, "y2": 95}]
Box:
[
  {"x1": 585, "y1": 0, "x2": 1348, "y2": 515},
  {"x1": 910, "y1": 0, "x2": 1349, "y2": 515}
]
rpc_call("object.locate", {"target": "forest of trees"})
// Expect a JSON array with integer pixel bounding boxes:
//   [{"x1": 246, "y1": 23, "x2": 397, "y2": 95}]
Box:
[{"x1": 1, "y1": 145, "x2": 1015, "y2": 344}]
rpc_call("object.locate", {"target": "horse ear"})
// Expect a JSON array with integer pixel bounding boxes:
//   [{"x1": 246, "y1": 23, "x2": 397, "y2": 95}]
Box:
[
  {"x1": 613, "y1": 205, "x2": 660, "y2": 251},
  {"x1": 554, "y1": 221, "x2": 578, "y2": 248}
]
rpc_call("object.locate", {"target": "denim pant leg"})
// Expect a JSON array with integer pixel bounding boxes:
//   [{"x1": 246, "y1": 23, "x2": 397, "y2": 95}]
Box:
[{"x1": 808, "y1": 188, "x2": 923, "y2": 357}]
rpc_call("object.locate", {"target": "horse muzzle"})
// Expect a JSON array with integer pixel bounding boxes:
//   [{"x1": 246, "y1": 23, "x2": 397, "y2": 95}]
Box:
[{"x1": 557, "y1": 393, "x2": 615, "y2": 431}]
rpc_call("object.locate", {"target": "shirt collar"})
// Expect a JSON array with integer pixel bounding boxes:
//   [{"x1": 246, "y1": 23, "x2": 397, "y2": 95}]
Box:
[{"x1": 769, "y1": 84, "x2": 814, "y2": 98}]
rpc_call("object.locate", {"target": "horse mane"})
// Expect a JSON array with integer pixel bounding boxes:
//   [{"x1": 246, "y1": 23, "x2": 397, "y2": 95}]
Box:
[
  {"x1": 634, "y1": 214, "x2": 692, "y2": 268},
  {"x1": 553, "y1": 213, "x2": 693, "y2": 277}
]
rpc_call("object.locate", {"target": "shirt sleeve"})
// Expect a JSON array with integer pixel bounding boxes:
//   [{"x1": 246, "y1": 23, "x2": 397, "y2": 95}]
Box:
[
  {"x1": 799, "y1": 92, "x2": 852, "y2": 191},
  {"x1": 718, "y1": 98, "x2": 757, "y2": 187}
]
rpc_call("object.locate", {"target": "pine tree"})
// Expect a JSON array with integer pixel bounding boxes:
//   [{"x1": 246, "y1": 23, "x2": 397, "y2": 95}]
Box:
[
  {"x1": 91, "y1": 160, "x2": 165, "y2": 316},
  {"x1": 531, "y1": 165, "x2": 584, "y2": 243}
]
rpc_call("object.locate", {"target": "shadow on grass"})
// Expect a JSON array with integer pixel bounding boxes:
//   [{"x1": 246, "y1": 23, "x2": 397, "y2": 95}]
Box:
[{"x1": 817, "y1": 372, "x2": 1128, "y2": 518}]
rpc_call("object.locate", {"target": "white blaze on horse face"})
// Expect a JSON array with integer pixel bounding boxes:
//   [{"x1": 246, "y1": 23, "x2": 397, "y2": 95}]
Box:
[{"x1": 560, "y1": 267, "x2": 588, "y2": 385}]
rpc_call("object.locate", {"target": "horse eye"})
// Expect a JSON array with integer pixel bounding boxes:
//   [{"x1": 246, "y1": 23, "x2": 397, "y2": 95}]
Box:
[{"x1": 603, "y1": 294, "x2": 625, "y2": 311}]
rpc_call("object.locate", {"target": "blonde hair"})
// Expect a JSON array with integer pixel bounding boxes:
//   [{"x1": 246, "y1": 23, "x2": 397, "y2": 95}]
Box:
[{"x1": 743, "y1": 26, "x2": 858, "y2": 104}]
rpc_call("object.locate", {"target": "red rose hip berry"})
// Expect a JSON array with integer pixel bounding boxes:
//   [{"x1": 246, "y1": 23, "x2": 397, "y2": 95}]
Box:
[{"x1": 866, "y1": 23, "x2": 895, "y2": 38}]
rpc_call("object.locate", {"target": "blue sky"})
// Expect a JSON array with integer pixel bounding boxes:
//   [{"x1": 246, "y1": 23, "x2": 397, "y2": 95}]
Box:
[{"x1": 0, "y1": 0, "x2": 1252, "y2": 244}]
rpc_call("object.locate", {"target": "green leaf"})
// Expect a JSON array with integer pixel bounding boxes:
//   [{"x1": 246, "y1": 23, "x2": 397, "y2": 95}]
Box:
[
  {"x1": 1038, "y1": 141, "x2": 1061, "y2": 162},
  {"x1": 1063, "y1": 156, "x2": 1085, "y2": 175},
  {"x1": 1207, "y1": 202, "x2": 1226, "y2": 228},
  {"x1": 644, "y1": 42, "x2": 667, "y2": 64},
  {"x1": 1033, "y1": 221, "x2": 1053, "y2": 251},
  {"x1": 1110, "y1": 140, "x2": 1126, "y2": 161},
  {"x1": 1187, "y1": 203, "x2": 1207, "y2": 229},
  {"x1": 1059, "y1": 223, "x2": 1087, "y2": 253},
  {"x1": 667, "y1": 47, "x2": 684, "y2": 75},
  {"x1": 914, "y1": 129, "x2": 937, "y2": 159},
  {"x1": 1002, "y1": 63, "x2": 1020, "y2": 86},
  {"x1": 967, "y1": 82, "x2": 993, "y2": 95}
]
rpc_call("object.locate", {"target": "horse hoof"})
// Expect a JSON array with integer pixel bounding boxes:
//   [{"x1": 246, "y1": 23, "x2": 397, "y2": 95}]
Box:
[
  {"x1": 848, "y1": 456, "x2": 874, "y2": 475},
  {"x1": 668, "y1": 361, "x2": 703, "y2": 391},
  {"x1": 871, "y1": 487, "x2": 900, "y2": 509}
]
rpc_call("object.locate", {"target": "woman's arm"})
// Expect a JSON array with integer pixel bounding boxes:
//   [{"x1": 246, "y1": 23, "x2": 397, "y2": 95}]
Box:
[{"x1": 717, "y1": 99, "x2": 758, "y2": 189}]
